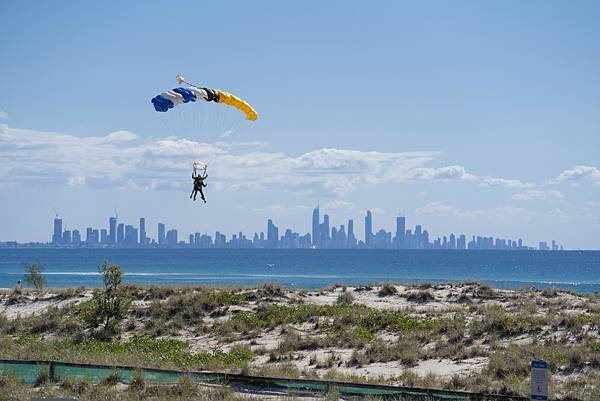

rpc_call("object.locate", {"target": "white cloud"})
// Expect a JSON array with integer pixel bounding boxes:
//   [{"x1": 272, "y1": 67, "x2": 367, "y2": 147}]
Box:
[
  {"x1": 410, "y1": 165, "x2": 477, "y2": 181},
  {"x1": 99, "y1": 130, "x2": 138, "y2": 144},
  {"x1": 587, "y1": 201, "x2": 600, "y2": 207},
  {"x1": 0, "y1": 111, "x2": 7, "y2": 119},
  {"x1": 557, "y1": 165, "x2": 600, "y2": 185},
  {"x1": 6, "y1": 124, "x2": 581, "y2": 207},
  {"x1": 480, "y1": 177, "x2": 535, "y2": 188},
  {"x1": 0, "y1": 124, "x2": 486, "y2": 197},
  {"x1": 512, "y1": 190, "x2": 564, "y2": 201}
]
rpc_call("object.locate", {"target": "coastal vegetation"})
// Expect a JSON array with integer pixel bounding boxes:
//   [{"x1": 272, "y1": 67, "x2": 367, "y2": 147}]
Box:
[
  {"x1": 22, "y1": 262, "x2": 46, "y2": 292},
  {"x1": 1, "y1": 272, "x2": 599, "y2": 400}
]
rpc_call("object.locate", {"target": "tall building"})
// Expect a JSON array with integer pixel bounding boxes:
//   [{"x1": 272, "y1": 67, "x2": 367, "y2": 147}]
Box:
[
  {"x1": 312, "y1": 206, "x2": 319, "y2": 247},
  {"x1": 158, "y1": 223, "x2": 165, "y2": 245},
  {"x1": 125, "y1": 225, "x2": 138, "y2": 245},
  {"x1": 100, "y1": 229, "x2": 108, "y2": 244},
  {"x1": 86, "y1": 228, "x2": 99, "y2": 245},
  {"x1": 52, "y1": 218, "x2": 63, "y2": 244},
  {"x1": 365, "y1": 210, "x2": 373, "y2": 246},
  {"x1": 415, "y1": 225, "x2": 423, "y2": 249},
  {"x1": 395, "y1": 216, "x2": 406, "y2": 248},
  {"x1": 62, "y1": 230, "x2": 71, "y2": 244},
  {"x1": 166, "y1": 229, "x2": 178, "y2": 245},
  {"x1": 320, "y1": 214, "x2": 330, "y2": 247},
  {"x1": 72, "y1": 229, "x2": 81, "y2": 245},
  {"x1": 109, "y1": 217, "x2": 117, "y2": 244},
  {"x1": 117, "y1": 223, "x2": 125, "y2": 245},
  {"x1": 449, "y1": 233, "x2": 456, "y2": 249},
  {"x1": 139, "y1": 218, "x2": 146, "y2": 245},
  {"x1": 267, "y1": 219, "x2": 279, "y2": 248},
  {"x1": 347, "y1": 219, "x2": 356, "y2": 246}
]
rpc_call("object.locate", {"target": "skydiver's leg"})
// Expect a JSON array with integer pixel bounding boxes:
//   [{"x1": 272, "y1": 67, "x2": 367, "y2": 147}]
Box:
[{"x1": 199, "y1": 187, "x2": 206, "y2": 203}]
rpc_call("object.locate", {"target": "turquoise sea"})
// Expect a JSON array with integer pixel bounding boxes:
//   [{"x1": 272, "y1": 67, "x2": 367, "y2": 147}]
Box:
[{"x1": 1, "y1": 249, "x2": 599, "y2": 293}]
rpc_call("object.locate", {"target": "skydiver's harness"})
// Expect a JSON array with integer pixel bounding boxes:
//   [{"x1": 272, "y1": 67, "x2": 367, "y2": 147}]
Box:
[{"x1": 193, "y1": 176, "x2": 206, "y2": 189}]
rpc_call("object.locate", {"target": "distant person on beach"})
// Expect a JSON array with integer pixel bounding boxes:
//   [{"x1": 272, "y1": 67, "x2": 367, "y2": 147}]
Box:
[
  {"x1": 190, "y1": 171, "x2": 208, "y2": 202},
  {"x1": 14, "y1": 280, "x2": 22, "y2": 294}
]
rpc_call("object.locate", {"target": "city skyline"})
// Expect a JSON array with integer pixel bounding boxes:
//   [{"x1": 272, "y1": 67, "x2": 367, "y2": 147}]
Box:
[
  {"x1": 1, "y1": 2, "x2": 599, "y2": 249},
  {"x1": 4, "y1": 206, "x2": 565, "y2": 251}
]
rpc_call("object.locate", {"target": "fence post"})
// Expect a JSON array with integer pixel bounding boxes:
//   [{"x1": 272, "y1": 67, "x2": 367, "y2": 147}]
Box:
[{"x1": 49, "y1": 361, "x2": 55, "y2": 382}]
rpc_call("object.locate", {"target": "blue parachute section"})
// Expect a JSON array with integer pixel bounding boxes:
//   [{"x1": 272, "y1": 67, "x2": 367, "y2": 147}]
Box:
[
  {"x1": 172, "y1": 87, "x2": 196, "y2": 102},
  {"x1": 151, "y1": 87, "x2": 198, "y2": 112},
  {"x1": 151, "y1": 95, "x2": 174, "y2": 112}
]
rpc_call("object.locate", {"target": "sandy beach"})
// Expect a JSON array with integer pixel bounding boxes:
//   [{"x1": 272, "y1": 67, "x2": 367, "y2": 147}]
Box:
[{"x1": 1, "y1": 282, "x2": 599, "y2": 400}]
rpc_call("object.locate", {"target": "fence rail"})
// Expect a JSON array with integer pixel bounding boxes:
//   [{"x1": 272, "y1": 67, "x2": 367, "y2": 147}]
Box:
[{"x1": 0, "y1": 359, "x2": 528, "y2": 400}]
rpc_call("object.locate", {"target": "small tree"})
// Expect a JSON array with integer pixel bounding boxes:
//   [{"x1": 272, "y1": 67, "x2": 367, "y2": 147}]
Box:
[
  {"x1": 87, "y1": 260, "x2": 129, "y2": 338},
  {"x1": 23, "y1": 262, "x2": 47, "y2": 291}
]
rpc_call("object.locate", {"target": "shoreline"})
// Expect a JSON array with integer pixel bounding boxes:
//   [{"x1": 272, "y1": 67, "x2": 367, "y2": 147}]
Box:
[{"x1": 2, "y1": 276, "x2": 599, "y2": 295}]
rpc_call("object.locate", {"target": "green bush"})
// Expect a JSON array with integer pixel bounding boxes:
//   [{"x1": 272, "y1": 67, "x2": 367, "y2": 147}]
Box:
[
  {"x1": 23, "y1": 261, "x2": 47, "y2": 291},
  {"x1": 378, "y1": 284, "x2": 397, "y2": 297},
  {"x1": 85, "y1": 261, "x2": 130, "y2": 339}
]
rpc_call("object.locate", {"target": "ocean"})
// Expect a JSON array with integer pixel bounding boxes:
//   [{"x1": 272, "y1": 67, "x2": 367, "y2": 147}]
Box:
[{"x1": 1, "y1": 248, "x2": 599, "y2": 294}]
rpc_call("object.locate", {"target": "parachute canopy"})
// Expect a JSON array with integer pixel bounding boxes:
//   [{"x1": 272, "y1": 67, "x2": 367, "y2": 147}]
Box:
[
  {"x1": 193, "y1": 161, "x2": 208, "y2": 175},
  {"x1": 152, "y1": 84, "x2": 258, "y2": 121}
]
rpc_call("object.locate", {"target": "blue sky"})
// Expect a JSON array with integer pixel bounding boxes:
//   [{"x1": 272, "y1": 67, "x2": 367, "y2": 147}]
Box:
[{"x1": 1, "y1": 1, "x2": 599, "y2": 248}]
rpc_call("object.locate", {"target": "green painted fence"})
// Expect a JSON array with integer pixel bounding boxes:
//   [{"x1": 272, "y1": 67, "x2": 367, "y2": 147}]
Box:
[{"x1": 0, "y1": 359, "x2": 527, "y2": 400}]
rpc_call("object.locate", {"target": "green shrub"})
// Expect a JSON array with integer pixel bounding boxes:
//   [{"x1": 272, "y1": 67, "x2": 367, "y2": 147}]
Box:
[
  {"x1": 336, "y1": 291, "x2": 355, "y2": 306},
  {"x1": 378, "y1": 284, "x2": 397, "y2": 297},
  {"x1": 23, "y1": 261, "x2": 47, "y2": 291},
  {"x1": 85, "y1": 261, "x2": 130, "y2": 339},
  {"x1": 406, "y1": 290, "x2": 435, "y2": 303}
]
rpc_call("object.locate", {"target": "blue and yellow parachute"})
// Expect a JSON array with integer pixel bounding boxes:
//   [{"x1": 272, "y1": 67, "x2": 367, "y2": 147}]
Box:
[{"x1": 152, "y1": 75, "x2": 258, "y2": 121}]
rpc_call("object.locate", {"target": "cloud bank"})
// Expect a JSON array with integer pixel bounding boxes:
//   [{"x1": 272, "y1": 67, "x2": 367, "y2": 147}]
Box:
[
  {"x1": 0, "y1": 125, "x2": 486, "y2": 196},
  {"x1": 557, "y1": 165, "x2": 600, "y2": 186}
]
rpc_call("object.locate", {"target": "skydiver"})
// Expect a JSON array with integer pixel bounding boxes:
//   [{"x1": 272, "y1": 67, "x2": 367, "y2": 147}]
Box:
[{"x1": 190, "y1": 171, "x2": 208, "y2": 202}]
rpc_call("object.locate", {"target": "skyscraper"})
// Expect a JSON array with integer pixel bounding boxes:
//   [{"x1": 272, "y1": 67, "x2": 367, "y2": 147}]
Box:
[
  {"x1": 117, "y1": 223, "x2": 125, "y2": 245},
  {"x1": 158, "y1": 223, "x2": 165, "y2": 245},
  {"x1": 62, "y1": 229, "x2": 71, "y2": 244},
  {"x1": 166, "y1": 229, "x2": 178, "y2": 245},
  {"x1": 365, "y1": 210, "x2": 373, "y2": 246},
  {"x1": 449, "y1": 233, "x2": 456, "y2": 249},
  {"x1": 100, "y1": 229, "x2": 108, "y2": 244},
  {"x1": 139, "y1": 218, "x2": 146, "y2": 245},
  {"x1": 109, "y1": 217, "x2": 117, "y2": 244},
  {"x1": 125, "y1": 225, "x2": 137, "y2": 245},
  {"x1": 72, "y1": 229, "x2": 81, "y2": 245},
  {"x1": 395, "y1": 216, "x2": 405, "y2": 248},
  {"x1": 312, "y1": 206, "x2": 319, "y2": 247},
  {"x1": 320, "y1": 214, "x2": 330, "y2": 247},
  {"x1": 267, "y1": 219, "x2": 279, "y2": 248},
  {"x1": 347, "y1": 219, "x2": 356, "y2": 246},
  {"x1": 52, "y1": 218, "x2": 62, "y2": 244}
]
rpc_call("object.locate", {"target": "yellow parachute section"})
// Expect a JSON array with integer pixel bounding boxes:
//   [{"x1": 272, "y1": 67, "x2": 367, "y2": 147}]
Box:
[{"x1": 215, "y1": 89, "x2": 258, "y2": 121}]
